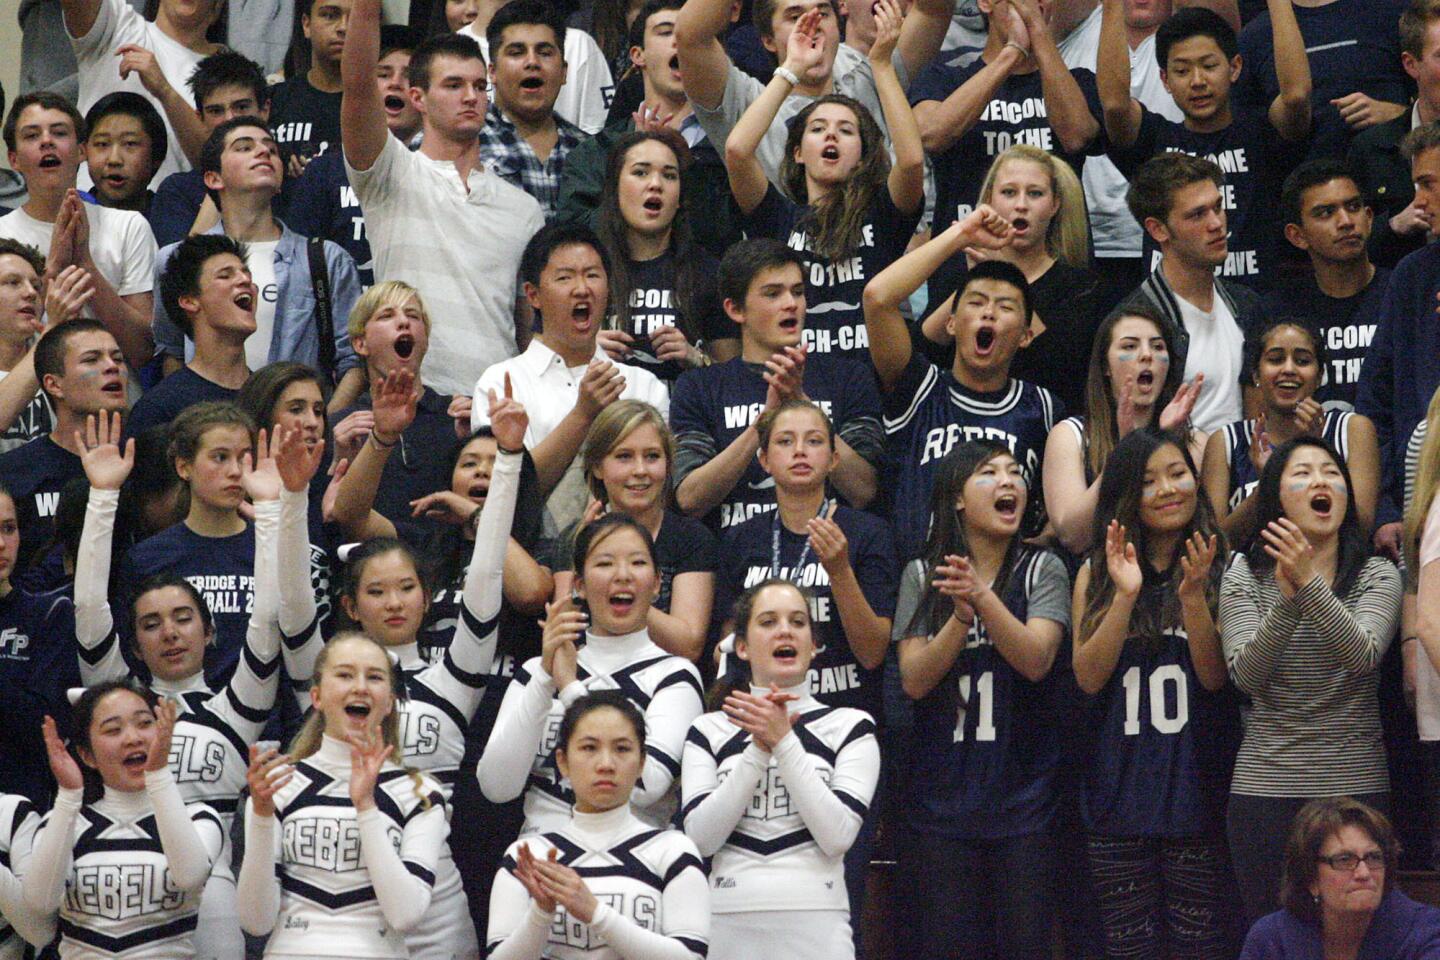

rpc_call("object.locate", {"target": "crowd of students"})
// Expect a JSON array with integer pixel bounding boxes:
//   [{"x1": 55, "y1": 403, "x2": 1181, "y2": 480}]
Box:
[{"x1": 5, "y1": 0, "x2": 1440, "y2": 956}]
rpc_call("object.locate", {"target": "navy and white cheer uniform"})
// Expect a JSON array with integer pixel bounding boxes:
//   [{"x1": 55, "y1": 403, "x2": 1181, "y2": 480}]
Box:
[
  {"x1": 487, "y1": 805, "x2": 710, "y2": 959},
  {"x1": 236, "y1": 735, "x2": 449, "y2": 959},
  {"x1": 0, "y1": 794, "x2": 44, "y2": 957},
  {"x1": 680, "y1": 686, "x2": 879, "y2": 960},
  {"x1": 479, "y1": 630, "x2": 704, "y2": 834}
]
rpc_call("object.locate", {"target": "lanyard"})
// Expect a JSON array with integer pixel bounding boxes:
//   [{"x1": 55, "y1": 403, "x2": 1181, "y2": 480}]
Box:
[{"x1": 770, "y1": 498, "x2": 829, "y2": 582}]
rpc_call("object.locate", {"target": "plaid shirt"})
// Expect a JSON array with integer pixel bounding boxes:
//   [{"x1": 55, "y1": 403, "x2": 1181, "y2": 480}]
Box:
[{"x1": 479, "y1": 103, "x2": 587, "y2": 219}]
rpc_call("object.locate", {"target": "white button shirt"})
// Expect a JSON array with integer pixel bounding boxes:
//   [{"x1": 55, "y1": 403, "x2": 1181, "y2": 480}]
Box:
[{"x1": 471, "y1": 339, "x2": 670, "y2": 534}]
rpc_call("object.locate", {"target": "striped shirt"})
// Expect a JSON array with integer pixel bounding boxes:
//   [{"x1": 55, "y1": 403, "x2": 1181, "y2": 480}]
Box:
[{"x1": 1218, "y1": 554, "x2": 1401, "y2": 797}]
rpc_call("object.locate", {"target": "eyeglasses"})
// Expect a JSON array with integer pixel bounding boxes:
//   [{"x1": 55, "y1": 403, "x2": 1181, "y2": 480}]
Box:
[{"x1": 1316, "y1": 851, "x2": 1386, "y2": 872}]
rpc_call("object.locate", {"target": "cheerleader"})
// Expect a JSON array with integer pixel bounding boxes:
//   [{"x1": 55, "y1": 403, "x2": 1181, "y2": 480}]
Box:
[
  {"x1": 681, "y1": 578, "x2": 879, "y2": 960},
  {"x1": 894, "y1": 442, "x2": 1070, "y2": 960},
  {"x1": 237, "y1": 632, "x2": 449, "y2": 958},
  {"x1": 73, "y1": 412, "x2": 321, "y2": 960},
  {"x1": 1202, "y1": 317, "x2": 1378, "y2": 545},
  {"x1": 1043, "y1": 303, "x2": 1200, "y2": 556},
  {"x1": 487, "y1": 691, "x2": 710, "y2": 959},
  {"x1": 1073, "y1": 428, "x2": 1232, "y2": 959},
  {"x1": 25, "y1": 684, "x2": 225, "y2": 958},
  {"x1": 0, "y1": 793, "x2": 45, "y2": 958},
  {"x1": 478, "y1": 512, "x2": 704, "y2": 833},
  {"x1": 326, "y1": 383, "x2": 522, "y2": 960}
]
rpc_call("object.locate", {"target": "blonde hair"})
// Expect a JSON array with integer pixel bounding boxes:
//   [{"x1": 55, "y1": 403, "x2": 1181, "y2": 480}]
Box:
[
  {"x1": 288, "y1": 632, "x2": 432, "y2": 808},
  {"x1": 346, "y1": 280, "x2": 431, "y2": 340},
  {"x1": 1405, "y1": 384, "x2": 1440, "y2": 578},
  {"x1": 581, "y1": 400, "x2": 675, "y2": 503},
  {"x1": 978, "y1": 145, "x2": 1090, "y2": 270}
]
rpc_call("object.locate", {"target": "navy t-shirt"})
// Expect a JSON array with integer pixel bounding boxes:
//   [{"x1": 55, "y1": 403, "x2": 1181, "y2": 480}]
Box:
[
  {"x1": 882, "y1": 352, "x2": 1061, "y2": 563},
  {"x1": 0, "y1": 435, "x2": 81, "y2": 583},
  {"x1": 125, "y1": 367, "x2": 239, "y2": 438},
  {"x1": 613, "y1": 248, "x2": 731, "y2": 385},
  {"x1": 908, "y1": 56, "x2": 1103, "y2": 237},
  {"x1": 149, "y1": 170, "x2": 207, "y2": 248},
  {"x1": 745, "y1": 184, "x2": 921, "y2": 364},
  {"x1": 714, "y1": 503, "x2": 896, "y2": 715},
  {"x1": 1234, "y1": 0, "x2": 1411, "y2": 162},
  {"x1": 284, "y1": 149, "x2": 373, "y2": 286},
  {"x1": 670, "y1": 355, "x2": 885, "y2": 531},
  {"x1": 0, "y1": 586, "x2": 81, "y2": 806},
  {"x1": 1110, "y1": 104, "x2": 1309, "y2": 289},
  {"x1": 1261, "y1": 267, "x2": 1389, "y2": 409},
  {"x1": 267, "y1": 77, "x2": 342, "y2": 167}
]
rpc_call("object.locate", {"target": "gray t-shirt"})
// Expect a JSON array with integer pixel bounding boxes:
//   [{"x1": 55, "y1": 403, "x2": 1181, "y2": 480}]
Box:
[{"x1": 891, "y1": 550, "x2": 1072, "y2": 643}]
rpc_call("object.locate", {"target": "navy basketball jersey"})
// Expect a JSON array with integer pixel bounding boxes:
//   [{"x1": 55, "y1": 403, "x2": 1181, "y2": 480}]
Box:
[
  {"x1": 884, "y1": 354, "x2": 1060, "y2": 561},
  {"x1": 1222, "y1": 410, "x2": 1352, "y2": 510},
  {"x1": 904, "y1": 548, "x2": 1066, "y2": 839},
  {"x1": 1081, "y1": 590, "x2": 1228, "y2": 837}
]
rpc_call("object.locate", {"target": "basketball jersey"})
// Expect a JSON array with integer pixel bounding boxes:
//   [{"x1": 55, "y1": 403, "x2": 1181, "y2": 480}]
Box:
[
  {"x1": 1221, "y1": 410, "x2": 1353, "y2": 511},
  {"x1": 487, "y1": 807, "x2": 709, "y2": 959},
  {"x1": 903, "y1": 548, "x2": 1068, "y2": 839}
]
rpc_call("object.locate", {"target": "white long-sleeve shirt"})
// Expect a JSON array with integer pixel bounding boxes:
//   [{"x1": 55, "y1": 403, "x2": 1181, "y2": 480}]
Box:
[
  {"x1": 23, "y1": 771, "x2": 224, "y2": 959},
  {"x1": 0, "y1": 794, "x2": 47, "y2": 956},
  {"x1": 235, "y1": 735, "x2": 449, "y2": 959},
  {"x1": 680, "y1": 686, "x2": 879, "y2": 914},
  {"x1": 486, "y1": 805, "x2": 709, "y2": 960},
  {"x1": 477, "y1": 628, "x2": 703, "y2": 834}
]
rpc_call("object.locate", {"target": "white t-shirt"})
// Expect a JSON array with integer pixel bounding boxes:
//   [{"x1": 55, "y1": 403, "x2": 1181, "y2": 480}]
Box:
[
  {"x1": 346, "y1": 133, "x2": 544, "y2": 396},
  {"x1": 1175, "y1": 290, "x2": 1243, "y2": 435},
  {"x1": 458, "y1": 22, "x2": 614, "y2": 134},
  {"x1": 245, "y1": 238, "x2": 280, "y2": 371},
  {"x1": 1418, "y1": 498, "x2": 1440, "y2": 741},
  {"x1": 1058, "y1": 6, "x2": 1184, "y2": 258},
  {"x1": 0, "y1": 204, "x2": 158, "y2": 305},
  {"x1": 68, "y1": 0, "x2": 207, "y2": 187}
]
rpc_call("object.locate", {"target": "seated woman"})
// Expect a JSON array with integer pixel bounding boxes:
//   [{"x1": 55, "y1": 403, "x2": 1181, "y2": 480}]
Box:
[
  {"x1": 487, "y1": 691, "x2": 711, "y2": 959},
  {"x1": 1240, "y1": 797, "x2": 1440, "y2": 958}
]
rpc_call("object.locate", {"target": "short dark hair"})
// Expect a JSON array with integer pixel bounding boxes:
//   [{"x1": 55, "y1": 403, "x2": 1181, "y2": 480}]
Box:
[
  {"x1": 380, "y1": 23, "x2": 419, "y2": 60},
  {"x1": 187, "y1": 50, "x2": 269, "y2": 113},
  {"x1": 3, "y1": 91, "x2": 87, "y2": 152},
  {"x1": 34, "y1": 319, "x2": 110, "y2": 401},
  {"x1": 1281, "y1": 158, "x2": 1363, "y2": 228},
  {"x1": 159, "y1": 234, "x2": 251, "y2": 335},
  {"x1": 199, "y1": 115, "x2": 273, "y2": 183},
  {"x1": 1403, "y1": 120, "x2": 1440, "y2": 162},
  {"x1": 131, "y1": 573, "x2": 215, "y2": 638},
  {"x1": 0, "y1": 238, "x2": 45, "y2": 275},
  {"x1": 1280, "y1": 798, "x2": 1399, "y2": 924},
  {"x1": 485, "y1": 0, "x2": 566, "y2": 60},
  {"x1": 752, "y1": 0, "x2": 838, "y2": 39},
  {"x1": 1156, "y1": 7, "x2": 1238, "y2": 69},
  {"x1": 519, "y1": 223, "x2": 612, "y2": 288},
  {"x1": 1243, "y1": 315, "x2": 1328, "y2": 384},
  {"x1": 556, "y1": 689, "x2": 647, "y2": 755},
  {"x1": 628, "y1": 0, "x2": 684, "y2": 51},
  {"x1": 962, "y1": 259, "x2": 1032, "y2": 325},
  {"x1": 408, "y1": 32, "x2": 485, "y2": 90},
  {"x1": 84, "y1": 91, "x2": 168, "y2": 174},
  {"x1": 1126, "y1": 152, "x2": 1225, "y2": 227},
  {"x1": 1400, "y1": 0, "x2": 1440, "y2": 60},
  {"x1": 718, "y1": 237, "x2": 804, "y2": 308}
]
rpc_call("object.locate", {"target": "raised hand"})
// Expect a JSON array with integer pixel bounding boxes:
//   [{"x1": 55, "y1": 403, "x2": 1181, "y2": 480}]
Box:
[
  {"x1": 723, "y1": 686, "x2": 794, "y2": 751},
  {"x1": 597, "y1": 328, "x2": 634, "y2": 361},
  {"x1": 781, "y1": 7, "x2": 826, "y2": 78},
  {"x1": 321, "y1": 457, "x2": 351, "y2": 523},
  {"x1": 514, "y1": 843, "x2": 559, "y2": 913},
  {"x1": 447, "y1": 395, "x2": 473, "y2": 440},
  {"x1": 1331, "y1": 92, "x2": 1406, "y2": 131},
  {"x1": 1105, "y1": 520, "x2": 1143, "y2": 598},
  {"x1": 246, "y1": 745, "x2": 293, "y2": 818},
  {"x1": 762, "y1": 345, "x2": 807, "y2": 410},
  {"x1": 1261, "y1": 517, "x2": 1315, "y2": 599},
  {"x1": 487, "y1": 372, "x2": 529, "y2": 452},
  {"x1": 650, "y1": 325, "x2": 696, "y2": 365},
  {"x1": 1293, "y1": 397, "x2": 1324, "y2": 438},
  {"x1": 577, "y1": 360, "x2": 626, "y2": 419},
  {"x1": 1115, "y1": 375, "x2": 1139, "y2": 437},
  {"x1": 347, "y1": 728, "x2": 392, "y2": 812},
  {"x1": 42, "y1": 716, "x2": 83, "y2": 791},
  {"x1": 332, "y1": 410, "x2": 375, "y2": 464},
  {"x1": 868, "y1": 0, "x2": 903, "y2": 66},
  {"x1": 372, "y1": 368, "x2": 419, "y2": 444},
  {"x1": 273, "y1": 424, "x2": 325, "y2": 492},
  {"x1": 145, "y1": 698, "x2": 178, "y2": 773},
  {"x1": 69, "y1": 193, "x2": 92, "y2": 265},
  {"x1": 1249, "y1": 412, "x2": 1273, "y2": 474},
  {"x1": 954, "y1": 204, "x2": 1014, "y2": 253},
  {"x1": 1178, "y1": 531, "x2": 1218, "y2": 601},
  {"x1": 78, "y1": 411, "x2": 134, "y2": 490},
  {"x1": 580, "y1": 497, "x2": 607, "y2": 528},
  {"x1": 44, "y1": 264, "x2": 94, "y2": 323},
  {"x1": 240, "y1": 427, "x2": 285, "y2": 503},
  {"x1": 1002, "y1": 0, "x2": 1031, "y2": 55},
  {"x1": 410, "y1": 490, "x2": 479, "y2": 525},
  {"x1": 806, "y1": 502, "x2": 850, "y2": 576},
  {"x1": 631, "y1": 102, "x2": 675, "y2": 133},
  {"x1": 115, "y1": 45, "x2": 169, "y2": 97},
  {"x1": 531, "y1": 855, "x2": 599, "y2": 924},
  {"x1": 540, "y1": 598, "x2": 584, "y2": 688},
  {"x1": 1159, "y1": 374, "x2": 1203, "y2": 432}
]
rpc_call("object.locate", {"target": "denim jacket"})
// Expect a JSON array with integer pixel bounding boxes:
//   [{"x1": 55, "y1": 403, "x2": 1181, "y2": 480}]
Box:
[{"x1": 151, "y1": 219, "x2": 362, "y2": 379}]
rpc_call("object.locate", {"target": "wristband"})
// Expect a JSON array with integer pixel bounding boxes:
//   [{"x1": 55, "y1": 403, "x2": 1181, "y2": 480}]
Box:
[
  {"x1": 1004, "y1": 40, "x2": 1031, "y2": 60},
  {"x1": 370, "y1": 431, "x2": 399, "y2": 449},
  {"x1": 497, "y1": 443, "x2": 524, "y2": 455},
  {"x1": 774, "y1": 66, "x2": 800, "y2": 86}
]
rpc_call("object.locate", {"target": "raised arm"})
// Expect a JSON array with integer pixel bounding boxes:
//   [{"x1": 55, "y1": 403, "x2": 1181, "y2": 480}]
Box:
[
  {"x1": 60, "y1": 0, "x2": 104, "y2": 45},
  {"x1": 74, "y1": 412, "x2": 133, "y2": 683},
  {"x1": 1264, "y1": 0, "x2": 1312, "y2": 142},
  {"x1": 1096, "y1": 0, "x2": 1142, "y2": 149},
  {"x1": 872, "y1": 0, "x2": 924, "y2": 216},
  {"x1": 330, "y1": 369, "x2": 417, "y2": 526},
  {"x1": 1043, "y1": 421, "x2": 1102, "y2": 556},
  {"x1": 340, "y1": 0, "x2": 389, "y2": 172},
  {"x1": 1072, "y1": 528, "x2": 1142, "y2": 694},
  {"x1": 894, "y1": 0, "x2": 955, "y2": 83},
  {"x1": 1217, "y1": 554, "x2": 1297, "y2": 694},
  {"x1": 114, "y1": 45, "x2": 210, "y2": 165},
  {"x1": 673, "y1": 0, "x2": 736, "y2": 110},
  {"x1": 477, "y1": 663, "x2": 557, "y2": 802},
  {"x1": 913, "y1": 45, "x2": 1027, "y2": 155},
  {"x1": 529, "y1": 363, "x2": 625, "y2": 495},
  {"x1": 1016, "y1": 0, "x2": 1098, "y2": 153}
]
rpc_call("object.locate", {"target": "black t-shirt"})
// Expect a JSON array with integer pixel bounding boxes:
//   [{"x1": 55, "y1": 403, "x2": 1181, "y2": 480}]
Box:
[
  {"x1": 1234, "y1": 0, "x2": 1411, "y2": 162},
  {"x1": 614, "y1": 247, "x2": 731, "y2": 385},
  {"x1": 1110, "y1": 104, "x2": 1308, "y2": 289},
  {"x1": 0, "y1": 586, "x2": 80, "y2": 807},
  {"x1": 1261, "y1": 266, "x2": 1390, "y2": 409},
  {"x1": 267, "y1": 77, "x2": 342, "y2": 165},
  {"x1": 553, "y1": 509, "x2": 718, "y2": 612},
  {"x1": 0, "y1": 435, "x2": 81, "y2": 583},
  {"x1": 745, "y1": 184, "x2": 922, "y2": 364},
  {"x1": 921, "y1": 258, "x2": 1104, "y2": 415},
  {"x1": 125, "y1": 366, "x2": 239, "y2": 439},
  {"x1": 283, "y1": 149, "x2": 372, "y2": 285},
  {"x1": 909, "y1": 56, "x2": 1103, "y2": 237}
]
